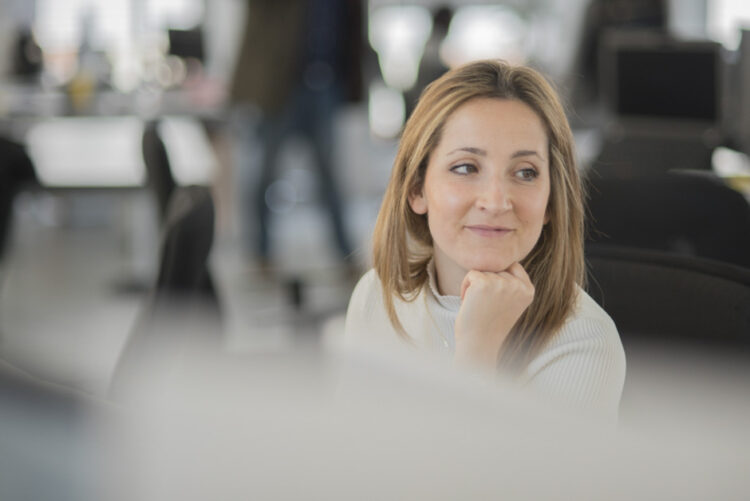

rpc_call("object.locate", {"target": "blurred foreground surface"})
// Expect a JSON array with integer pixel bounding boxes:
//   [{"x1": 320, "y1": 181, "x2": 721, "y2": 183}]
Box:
[
  {"x1": 2, "y1": 332, "x2": 750, "y2": 500},
  {"x1": 1, "y1": 191, "x2": 750, "y2": 500}
]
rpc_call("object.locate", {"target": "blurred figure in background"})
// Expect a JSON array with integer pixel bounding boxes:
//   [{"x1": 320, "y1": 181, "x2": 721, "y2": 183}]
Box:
[
  {"x1": 229, "y1": 0, "x2": 364, "y2": 271},
  {"x1": 403, "y1": 5, "x2": 453, "y2": 119}
]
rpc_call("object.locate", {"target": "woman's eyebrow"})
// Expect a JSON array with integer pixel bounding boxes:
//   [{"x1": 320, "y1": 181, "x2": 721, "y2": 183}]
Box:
[
  {"x1": 512, "y1": 149, "x2": 544, "y2": 160},
  {"x1": 447, "y1": 147, "x2": 545, "y2": 161},
  {"x1": 447, "y1": 146, "x2": 487, "y2": 156}
]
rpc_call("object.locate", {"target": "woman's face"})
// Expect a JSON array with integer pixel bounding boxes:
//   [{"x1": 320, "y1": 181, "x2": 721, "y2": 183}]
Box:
[{"x1": 409, "y1": 97, "x2": 551, "y2": 294}]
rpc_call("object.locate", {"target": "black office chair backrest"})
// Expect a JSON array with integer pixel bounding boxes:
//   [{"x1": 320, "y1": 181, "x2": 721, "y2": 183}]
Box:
[
  {"x1": 0, "y1": 136, "x2": 38, "y2": 259},
  {"x1": 155, "y1": 185, "x2": 216, "y2": 297},
  {"x1": 586, "y1": 245, "x2": 750, "y2": 346},
  {"x1": 141, "y1": 120, "x2": 176, "y2": 220},
  {"x1": 593, "y1": 136, "x2": 715, "y2": 177},
  {"x1": 585, "y1": 171, "x2": 750, "y2": 268},
  {"x1": 109, "y1": 185, "x2": 221, "y2": 402}
]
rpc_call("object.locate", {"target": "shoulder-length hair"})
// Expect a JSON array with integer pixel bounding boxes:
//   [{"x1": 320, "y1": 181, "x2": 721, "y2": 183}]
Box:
[{"x1": 372, "y1": 59, "x2": 585, "y2": 368}]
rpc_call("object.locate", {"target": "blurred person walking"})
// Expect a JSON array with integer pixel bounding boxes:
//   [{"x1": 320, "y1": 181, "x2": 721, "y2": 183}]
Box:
[
  {"x1": 229, "y1": 0, "x2": 364, "y2": 271},
  {"x1": 404, "y1": 5, "x2": 453, "y2": 119}
]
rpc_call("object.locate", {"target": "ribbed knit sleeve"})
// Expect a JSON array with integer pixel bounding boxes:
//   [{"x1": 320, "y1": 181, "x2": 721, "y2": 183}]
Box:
[{"x1": 519, "y1": 291, "x2": 626, "y2": 422}]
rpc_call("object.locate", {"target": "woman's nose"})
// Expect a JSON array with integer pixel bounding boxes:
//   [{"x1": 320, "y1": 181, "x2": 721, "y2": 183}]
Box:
[{"x1": 477, "y1": 177, "x2": 512, "y2": 213}]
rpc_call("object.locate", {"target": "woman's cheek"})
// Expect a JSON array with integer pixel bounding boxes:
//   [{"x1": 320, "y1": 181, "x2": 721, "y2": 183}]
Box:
[{"x1": 433, "y1": 183, "x2": 471, "y2": 215}]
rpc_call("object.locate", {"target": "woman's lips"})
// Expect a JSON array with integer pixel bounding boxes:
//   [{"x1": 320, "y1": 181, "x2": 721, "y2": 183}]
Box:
[{"x1": 465, "y1": 225, "x2": 514, "y2": 237}]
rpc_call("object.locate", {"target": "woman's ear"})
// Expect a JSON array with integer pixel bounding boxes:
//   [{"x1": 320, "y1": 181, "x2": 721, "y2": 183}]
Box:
[{"x1": 408, "y1": 189, "x2": 428, "y2": 215}]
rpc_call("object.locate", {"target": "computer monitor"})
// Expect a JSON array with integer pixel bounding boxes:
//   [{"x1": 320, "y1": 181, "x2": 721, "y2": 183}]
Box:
[
  {"x1": 168, "y1": 28, "x2": 205, "y2": 62},
  {"x1": 600, "y1": 31, "x2": 723, "y2": 126}
]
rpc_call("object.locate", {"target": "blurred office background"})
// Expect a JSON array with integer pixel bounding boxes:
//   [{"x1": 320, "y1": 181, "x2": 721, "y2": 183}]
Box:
[{"x1": 1, "y1": 1, "x2": 750, "y2": 498}]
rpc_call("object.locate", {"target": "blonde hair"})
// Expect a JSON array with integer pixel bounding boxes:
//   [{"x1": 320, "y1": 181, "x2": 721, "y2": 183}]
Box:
[{"x1": 372, "y1": 59, "x2": 585, "y2": 368}]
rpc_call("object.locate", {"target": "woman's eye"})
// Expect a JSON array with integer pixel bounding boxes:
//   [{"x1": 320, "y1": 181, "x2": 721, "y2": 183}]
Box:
[
  {"x1": 450, "y1": 164, "x2": 477, "y2": 175},
  {"x1": 516, "y1": 167, "x2": 538, "y2": 181}
]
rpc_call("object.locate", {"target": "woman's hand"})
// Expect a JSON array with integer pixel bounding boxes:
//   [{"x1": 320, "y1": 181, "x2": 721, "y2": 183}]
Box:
[{"x1": 453, "y1": 262, "x2": 535, "y2": 370}]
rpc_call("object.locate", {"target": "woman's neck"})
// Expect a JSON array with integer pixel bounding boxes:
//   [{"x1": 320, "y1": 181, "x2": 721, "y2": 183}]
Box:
[{"x1": 432, "y1": 252, "x2": 466, "y2": 297}]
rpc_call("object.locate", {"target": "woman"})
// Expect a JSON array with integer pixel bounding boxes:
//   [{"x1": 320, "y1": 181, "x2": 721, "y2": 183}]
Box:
[{"x1": 345, "y1": 60, "x2": 625, "y2": 417}]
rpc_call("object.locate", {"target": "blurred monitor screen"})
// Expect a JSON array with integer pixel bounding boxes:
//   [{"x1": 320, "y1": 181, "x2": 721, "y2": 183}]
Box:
[
  {"x1": 168, "y1": 28, "x2": 204, "y2": 62},
  {"x1": 603, "y1": 33, "x2": 721, "y2": 123}
]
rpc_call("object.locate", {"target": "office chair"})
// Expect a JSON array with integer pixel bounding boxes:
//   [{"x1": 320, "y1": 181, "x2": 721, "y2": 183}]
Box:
[
  {"x1": 586, "y1": 245, "x2": 750, "y2": 346},
  {"x1": 141, "y1": 119, "x2": 177, "y2": 220},
  {"x1": 0, "y1": 136, "x2": 38, "y2": 260},
  {"x1": 154, "y1": 185, "x2": 218, "y2": 299},
  {"x1": 109, "y1": 185, "x2": 221, "y2": 402},
  {"x1": 585, "y1": 171, "x2": 750, "y2": 268},
  {"x1": 592, "y1": 135, "x2": 715, "y2": 176}
]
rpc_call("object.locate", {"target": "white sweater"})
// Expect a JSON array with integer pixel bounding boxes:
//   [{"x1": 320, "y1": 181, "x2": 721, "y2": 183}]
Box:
[{"x1": 344, "y1": 266, "x2": 626, "y2": 420}]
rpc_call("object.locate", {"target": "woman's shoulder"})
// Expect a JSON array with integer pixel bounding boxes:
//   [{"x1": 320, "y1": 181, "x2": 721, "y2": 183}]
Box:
[
  {"x1": 563, "y1": 286, "x2": 620, "y2": 342},
  {"x1": 348, "y1": 268, "x2": 381, "y2": 306},
  {"x1": 345, "y1": 268, "x2": 388, "y2": 335},
  {"x1": 344, "y1": 269, "x2": 432, "y2": 345}
]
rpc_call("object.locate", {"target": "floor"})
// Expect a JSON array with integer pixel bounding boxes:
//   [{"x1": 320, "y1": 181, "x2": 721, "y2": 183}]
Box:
[{"x1": 0, "y1": 186, "x2": 377, "y2": 397}]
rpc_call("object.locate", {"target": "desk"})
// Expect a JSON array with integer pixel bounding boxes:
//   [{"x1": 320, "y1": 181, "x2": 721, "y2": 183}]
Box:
[
  {"x1": 18, "y1": 114, "x2": 219, "y2": 291},
  {"x1": 24, "y1": 115, "x2": 217, "y2": 189}
]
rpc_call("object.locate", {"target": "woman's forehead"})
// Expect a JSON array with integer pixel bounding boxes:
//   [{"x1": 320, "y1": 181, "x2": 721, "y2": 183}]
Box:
[{"x1": 433, "y1": 98, "x2": 548, "y2": 155}]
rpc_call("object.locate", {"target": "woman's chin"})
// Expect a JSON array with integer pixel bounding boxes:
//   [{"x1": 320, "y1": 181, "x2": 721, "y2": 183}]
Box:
[{"x1": 462, "y1": 257, "x2": 514, "y2": 274}]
